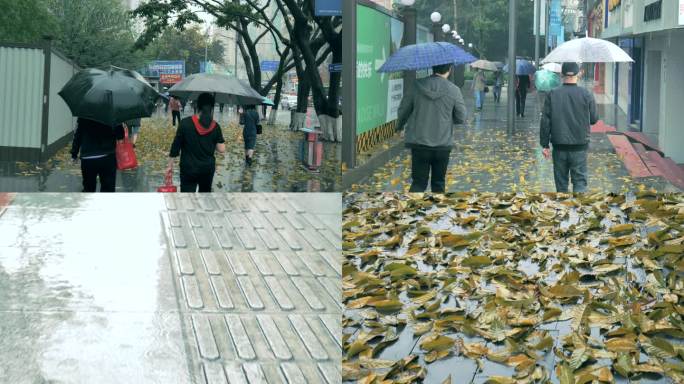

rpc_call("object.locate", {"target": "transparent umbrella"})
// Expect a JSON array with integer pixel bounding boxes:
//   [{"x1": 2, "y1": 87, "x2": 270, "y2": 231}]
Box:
[
  {"x1": 542, "y1": 37, "x2": 634, "y2": 63},
  {"x1": 469, "y1": 60, "x2": 499, "y2": 72}
]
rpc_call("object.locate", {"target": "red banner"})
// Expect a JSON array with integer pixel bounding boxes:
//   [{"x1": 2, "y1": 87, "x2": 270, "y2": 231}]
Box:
[{"x1": 160, "y1": 73, "x2": 182, "y2": 84}]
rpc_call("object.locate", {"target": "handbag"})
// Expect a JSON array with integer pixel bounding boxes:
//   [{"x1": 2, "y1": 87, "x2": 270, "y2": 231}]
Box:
[
  {"x1": 157, "y1": 167, "x2": 177, "y2": 193},
  {"x1": 256, "y1": 124, "x2": 263, "y2": 135},
  {"x1": 116, "y1": 124, "x2": 138, "y2": 170},
  {"x1": 484, "y1": 86, "x2": 490, "y2": 93}
]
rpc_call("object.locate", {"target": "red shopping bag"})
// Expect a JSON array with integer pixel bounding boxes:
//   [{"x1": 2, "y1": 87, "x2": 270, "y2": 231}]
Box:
[
  {"x1": 157, "y1": 168, "x2": 177, "y2": 193},
  {"x1": 116, "y1": 125, "x2": 138, "y2": 170}
]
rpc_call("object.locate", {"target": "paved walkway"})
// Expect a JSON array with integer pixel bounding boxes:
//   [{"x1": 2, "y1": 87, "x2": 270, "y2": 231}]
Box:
[
  {"x1": 351, "y1": 86, "x2": 679, "y2": 193},
  {"x1": 0, "y1": 113, "x2": 340, "y2": 193},
  {"x1": 0, "y1": 193, "x2": 341, "y2": 383}
]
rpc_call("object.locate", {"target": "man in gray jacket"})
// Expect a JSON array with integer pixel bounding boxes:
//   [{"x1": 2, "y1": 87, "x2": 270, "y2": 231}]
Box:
[
  {"x1": 540, "y1": 62, "x2": 599, "y2": 193},
  {"x1": 397, "y1": 63, "x2": 467, "y2": 192}
]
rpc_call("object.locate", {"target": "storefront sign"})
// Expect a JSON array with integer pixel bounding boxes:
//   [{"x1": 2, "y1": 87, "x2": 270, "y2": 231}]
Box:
[
  {"x1": 159, "y1": 73, "x2": 182, "y2": 84},
  {"x1": 147, "y1": 60, "x2": 185, "y2": 77},
  {"x1": 679, "y1": 0, "x2": 684, "y2": 25},
  {"x1": 644, "y1": 0, "x2": 662, "y2": 21}
]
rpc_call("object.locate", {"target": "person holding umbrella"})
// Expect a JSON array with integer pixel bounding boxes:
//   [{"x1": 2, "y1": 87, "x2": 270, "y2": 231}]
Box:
[
  {"x1": 516, "y1": 73, "x2": 531, "y2": 117},
  {"x1": 239, "y1": 104, "x2": 260, "y2": 166},
  {"x1": 167, "y1": 93, "x2": 226, "y2": 192},
  {"x1": 70, "y1": 119, "x2": 125, "y2": 192},
  {"x1": 493, "y1": 70, "x2": 504, "y2": 103},
  {"x1": 378, "y1": 41, "x2": 474, "y2": 193},
  {"x1": 59, "y1": 67, "x2": 159, "y2": 193},
  {"x1": 540, "y1": 62, "x2": 599, "y2": 193},
  {"x1": 472, "y1": 69, "x2": 487, "y2": 111},
  {"x1": 396, "y1": 63, "x2": 467, "y2": 193}
]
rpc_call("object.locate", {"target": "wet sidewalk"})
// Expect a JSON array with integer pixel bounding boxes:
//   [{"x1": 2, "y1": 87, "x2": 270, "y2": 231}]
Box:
[
  {"x1": 351, "y1": 87, "x2": 679, "y2": 193},
  {"x1": 0, "y1": 115, "x2": 341, "y2": 193},
  {"x1": 0, "y1": 193, "x2": 341, "y2": 383}
]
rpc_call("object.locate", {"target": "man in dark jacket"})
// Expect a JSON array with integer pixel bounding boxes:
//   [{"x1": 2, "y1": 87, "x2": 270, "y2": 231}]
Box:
[
  {"x1": 540, "y1": 62, "x2": 599, "y2": 193},
  {"x1": 397, "y1": 63, "x2": 467, "y2": 193},
  {"x1": 167, "y1": 93, "x2": 226, "y2": 192},
  {"x1": 71, "y1": 118, "x2": 125, "y2": 192}
]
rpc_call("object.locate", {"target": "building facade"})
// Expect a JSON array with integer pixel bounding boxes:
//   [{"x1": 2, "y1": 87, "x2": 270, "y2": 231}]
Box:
[{"x1": 594, "y1": 0, "x2": 684, "y2": 162}]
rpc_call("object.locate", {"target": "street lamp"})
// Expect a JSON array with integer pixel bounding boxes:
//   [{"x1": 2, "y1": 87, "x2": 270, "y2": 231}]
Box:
[
  {"x1": 430, "y1": 12, "x2": 442, "y2": 23},
  {"x1": 442, "y1": 24, "x2": 451, "y2": 33},
  {"x1": 399, "y1": 0, "x2": 415, "y2": 5}
]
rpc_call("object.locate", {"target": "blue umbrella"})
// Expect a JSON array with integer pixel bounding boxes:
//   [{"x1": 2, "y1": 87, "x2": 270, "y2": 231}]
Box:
[
  {"x1": 503, "y1": 59, "x2": 536, "y2": 75},
  {"x1": 261, "y1": 97, "x2": 274, "y2": 106},
  {"x1": 378, "y1": 42, "x2": 477, "y2": 73}
]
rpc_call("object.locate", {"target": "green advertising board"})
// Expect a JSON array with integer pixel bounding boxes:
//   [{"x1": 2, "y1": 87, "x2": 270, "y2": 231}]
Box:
[{"x1": 356, "y1": 5, "x2": 391, "y2": 135}]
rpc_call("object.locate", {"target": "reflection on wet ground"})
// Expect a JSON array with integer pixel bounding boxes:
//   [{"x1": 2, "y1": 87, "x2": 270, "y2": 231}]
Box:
[
  {"x1": 342, "y1": 193, "x2": 682, "y2": 384},
  {"x1": 0, "y1": 114, "x2": 340, "y2": 192},
  {"x1": 353, "y1": 91, "x2": 678, "y2": 194},
  {"x1": 0, "y1": 193, "x2": 343, "y2": 383},
  {"x1": 0, "y1": 194, "x2": 189, "y2": 383}
]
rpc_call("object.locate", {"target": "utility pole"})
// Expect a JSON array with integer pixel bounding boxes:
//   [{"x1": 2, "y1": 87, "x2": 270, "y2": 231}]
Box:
[
  {"x1": 507, "y1": 0, "x2": 517, "y2": 134},
  {"x1": 342, "y1": 0, "x2": 356, "y2": 169},
  {"x1": 535, "y1": 0, "x2": 541, "y2": 66}
]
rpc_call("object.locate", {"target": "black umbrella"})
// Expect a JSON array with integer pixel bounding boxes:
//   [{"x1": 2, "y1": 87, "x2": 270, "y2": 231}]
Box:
[{"x1": 58, "y1": 67, "x2": 160, "y2": 126}]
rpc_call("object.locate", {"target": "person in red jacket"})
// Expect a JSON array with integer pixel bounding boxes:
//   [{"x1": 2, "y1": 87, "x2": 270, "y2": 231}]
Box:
[{"x1": 169, "y1": 96, "x2": 182, "y2": 126}]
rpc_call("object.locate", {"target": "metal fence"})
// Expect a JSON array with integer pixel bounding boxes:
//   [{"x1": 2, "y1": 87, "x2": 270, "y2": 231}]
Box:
[{"x1": 0, "y1": 41, "x2": 79, "y2": 162}]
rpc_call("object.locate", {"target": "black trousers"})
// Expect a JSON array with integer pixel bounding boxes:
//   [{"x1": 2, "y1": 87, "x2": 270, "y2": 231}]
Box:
[
  {"x1": 516, "y1": 87, "x2": 528, "y2": 116},
  {"x1": 172, "y1": 111, "x2": 181, "y2": 126},
  {"x1": 180, "y1": 171, "x2": 214, "y2": 193},
  {"x1": 409, "y1": 148, "x2": 451, "y2": 193},
  {"x1": 80, "y1": 154, "x2": 117, "y2": 192}
]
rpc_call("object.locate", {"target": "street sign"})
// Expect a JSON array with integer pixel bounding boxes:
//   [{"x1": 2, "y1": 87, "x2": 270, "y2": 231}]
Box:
[
  {"x1": 315, "y1": 0, "x2": 342, "y2": 16},
  {"x1": 328, "y1": 63, "x2": 342, "y2": 72},
  {"x1": 260, "y1": 60, "x2": 280, "y2": 72}
]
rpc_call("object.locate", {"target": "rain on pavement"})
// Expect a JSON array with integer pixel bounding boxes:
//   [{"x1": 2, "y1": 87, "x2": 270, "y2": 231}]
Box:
[{"x1": 0, "y1": 193, "x2": 341, "y2": 383}]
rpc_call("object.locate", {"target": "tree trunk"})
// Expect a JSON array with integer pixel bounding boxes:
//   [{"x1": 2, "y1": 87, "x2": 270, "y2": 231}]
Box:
[{"x1": 269, "y1": 74, "x2": 284, "y2": 125}]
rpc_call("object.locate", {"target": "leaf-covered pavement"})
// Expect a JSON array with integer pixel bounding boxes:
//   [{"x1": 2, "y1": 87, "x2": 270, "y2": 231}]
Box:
[
  {"x1": 350, "y1": 106, "x2": 678, "y2": 195},
  {"x1": 342, "y1": 192, "x2": 684, "y2": 383},
  {"x1": 11, "y1": 116, "x2": 340, "y2": 192}
]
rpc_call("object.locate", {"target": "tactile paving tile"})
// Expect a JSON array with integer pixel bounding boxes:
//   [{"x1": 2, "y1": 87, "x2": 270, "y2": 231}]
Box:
[{"x1": 161, "y1": 194, "x2": 342, "y2": 384}]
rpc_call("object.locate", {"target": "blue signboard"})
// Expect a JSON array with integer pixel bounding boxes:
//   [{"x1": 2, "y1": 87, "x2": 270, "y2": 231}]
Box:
[
  {"x1": 548, "y1": 0, "x2": 562, "y2": 47},
  {"x1": 315, "y1": 0, "x2": 342, "y2": 16},
  {"x1": 328, "y1": 63, "x2": 342, "y2": 72},
  {"x1": 260, "y1": 60, "x2": 280, "y2": 72},
  {"x1": 145, "y1": 60, "x2": 185, "y2": 77}
]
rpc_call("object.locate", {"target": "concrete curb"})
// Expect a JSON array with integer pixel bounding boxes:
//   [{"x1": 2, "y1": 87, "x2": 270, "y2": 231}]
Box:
[{"x1": 341, "y1": 140, "x2": 407, "y2": 190}]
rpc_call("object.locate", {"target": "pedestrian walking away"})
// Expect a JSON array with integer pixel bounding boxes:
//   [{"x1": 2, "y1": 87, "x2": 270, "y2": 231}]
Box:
[
  {"x1": 540, "y1": 62, "x2": 599, "y2": 193},
  {"x1": 124, "y1": 117, "x2": 141, "y2": 147},
  {"x1": 167, "y1": 93, "x2": 226, "y2": 193},
  {"x1": 397, "y1": 63, "x2": 467, "y2": 193},
  {"x1": 170, "y1": 96, "x2": 182, "y2": 126},
  {"x1": 493, "y1": 71, "x2": 503, "y2": 103},
  {"x1": 239, "y1": 104, "x2": 260, "y2": 166},
  {"x1": 70, "y1": 118, "x2": 125, "y2": 192},
  {"x1": 516, "y1": 74, "x2": 530, "y2": 117},
  {"x1": 472, "y1": 69, "x2": 486, "y2": 111}
]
